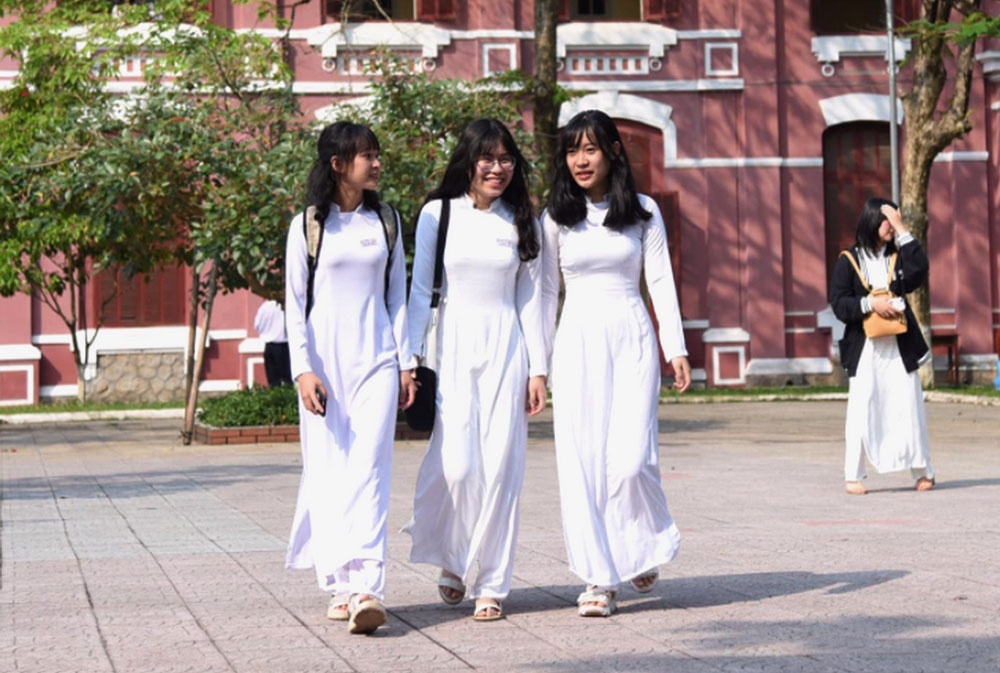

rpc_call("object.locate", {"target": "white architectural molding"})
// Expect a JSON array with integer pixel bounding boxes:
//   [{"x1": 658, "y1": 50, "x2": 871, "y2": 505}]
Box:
[
  {"x1": 818, "y1": 93, "x2": 905, "y2": 128},
  {"x1": 704, "y1": 42, "x2": 739, "y2": 77},
  {"x1": 933, "y1": 151, "x2": 989, "y2": 163},
  {"x1": 238, "y1": 338, "x2": 265, "y2": 355},
  {"x1": 0, "y1": 364, "x2": 34, "y2": 406},
  {"x1": 669, "y1": 156, "x2": 823, "y2": 169},
  {"x1": 31, "y1": 334, "x2": 72, "y2": 345},
  {"x1": 702, "y1": 328, "x2": 751, "y2": 343},
  {"x1": 246, "y1": 356, "x2": 265, "y2": 387},
  {"x1": 811, "y1": 35, "x2": 911, "y2": 64},
  {"x1": 482, "y1": 42, "x2": 517, "y2": 77},
  {"x1": 199, "y1": 379, "x2": 241, "y2": 393},
  {"x1": 300, "y1": 22, "x2": 452, "y2": 60},
  {"x1": 784, "y1": 310, "x2": 815, "y2": 317},
  {"x1": 40, "y1": 384, "x2": 78, "y2": 398},
  {"x1": 0, "y1": 344, "x2": 42, "y2": 361},
  {"x1": 562, "y1": 79, "x2": 744, "y2": 93},
  {"x1": 976, "y1": 50, "x2": 1000, "y2": 80},
  {"x1": 560, "y1": 91, "x2": 677, "y2": 166},
  {"x1": 557, "y1": 22, "x2": 677, "y2": 59},
  {"x1": 712, "y1": 346, "x2": 746, "y2": 385},
  {"x1": 677, "y1": 30, "x2": 742, "y2": 40},
  {"x1": 691, "y1": 368, "x2": 707, "y2": 382},
  {"x1": 682, "y1": 320, "x2": 710, "y2": 329},
  {"x1": 314, "y1": 97, "x2": 373, "y2": 122},
  {"x1": 208, "y1": 329, "x2": 248, "y2": 341},
  {"x1": 745, "y1": 357, "x2": 833, "y2": 376}
]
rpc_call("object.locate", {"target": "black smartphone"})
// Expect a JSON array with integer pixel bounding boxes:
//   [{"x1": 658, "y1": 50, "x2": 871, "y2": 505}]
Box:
[{"x1": 316, "y1": 389, "x2": 327, "y2": 417}]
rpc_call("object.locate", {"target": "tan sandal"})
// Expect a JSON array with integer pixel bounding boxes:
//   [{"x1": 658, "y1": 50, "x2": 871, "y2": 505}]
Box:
[
  {"x1": 915, "y1": 477, "x2": 935, "y2": 491},
  {"x1": 472, "y1": 598, "x2": 503, "y2": 622},
  {"x1": 845, "y1": 481, "x2": 867, "y2": 496},
  {"x1": 348, "y1": 593, "x2": 387, "y2": 634},
  {"x1": 326, "y1": 593, "x2": 351, "y2": 621}
]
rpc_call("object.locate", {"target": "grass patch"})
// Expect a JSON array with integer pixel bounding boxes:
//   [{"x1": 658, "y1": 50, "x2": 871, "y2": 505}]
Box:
[
  {"x1": 0, "y1": 399, "x2": 184, "y2": 415},
  {"x1": 197, "y1": 384, "x2": 299, "y2": 427},
  {"x1": 932, "y1": 385, "x2": 1000, "y2": 398},
  {"x1": 661, "y1": 385, "x2": 847, "y2": 400}
]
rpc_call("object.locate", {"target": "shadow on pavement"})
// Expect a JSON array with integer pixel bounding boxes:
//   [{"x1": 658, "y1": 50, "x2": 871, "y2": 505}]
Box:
[{"x1": 376, "y1": 570, "x2": 908, "y2": 636}]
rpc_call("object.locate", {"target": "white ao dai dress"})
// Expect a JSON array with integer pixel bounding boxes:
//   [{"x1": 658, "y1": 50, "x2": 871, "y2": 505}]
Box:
[
  {"x1": 541, "y1": 195, "x2": 685, "y2": 588},
  {"x1": 405, "y1": 196, "x2": 546, "y2": 600},
  {"x1": 284, "y1": 203, "x2": 415, "y2": 599},
  {"x1": 844, "y1": 245, "x2": 933, "y2": 481}
]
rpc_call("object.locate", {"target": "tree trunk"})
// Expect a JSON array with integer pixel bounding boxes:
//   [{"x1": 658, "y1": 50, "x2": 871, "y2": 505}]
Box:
[
  {"x1": 182, "y1": 265, "x2": 217, "y2": 445},
  {"x1": 533, "y1": 0, "x2": 560, "y2": 197},
  {"x1": 898, "y1": 0, "x2": 979, "y2": 387},
  {"x1": 183, "y1": 265, "x2": 200, "y2": 403}
]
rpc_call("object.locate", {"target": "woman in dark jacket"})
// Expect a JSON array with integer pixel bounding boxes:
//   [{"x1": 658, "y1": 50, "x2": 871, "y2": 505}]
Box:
[{"x1": 829, "y1": 197, "x2": 934, "y2": 495}]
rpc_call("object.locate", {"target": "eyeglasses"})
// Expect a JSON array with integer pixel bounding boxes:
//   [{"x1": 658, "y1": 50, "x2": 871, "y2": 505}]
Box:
[{"x1": 476, "y1": 155, "x2": 516, "y2": 171}]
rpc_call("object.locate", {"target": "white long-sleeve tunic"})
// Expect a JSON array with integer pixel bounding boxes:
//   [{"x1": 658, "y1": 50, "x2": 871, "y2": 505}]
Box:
[
  {"x1": 284, "y1": 203, "x2": 415, "y2": 597},
  {"x1": 541, "y1": 195, "x2": 685, "y2": 588},
  {"x1": 405, "y1": 195, "x2": 546, "y2": 600}
]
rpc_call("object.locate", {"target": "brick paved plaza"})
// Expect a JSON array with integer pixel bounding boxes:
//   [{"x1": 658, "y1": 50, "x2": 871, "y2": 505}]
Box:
[{"x1": 2, "y1": 400, "x2": 999, "y2": 673}]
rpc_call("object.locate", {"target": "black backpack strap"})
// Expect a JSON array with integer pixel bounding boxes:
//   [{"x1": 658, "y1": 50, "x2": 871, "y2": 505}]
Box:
[
  {"x1": 304, "y1": 207, "x2": 324, "y2": 319},
  {"x1": 431, "y1": 198, "x2": 450, "y2": 309},
  {"x1": 376, "y1": 202, "x2": 398, "y2": 307}
]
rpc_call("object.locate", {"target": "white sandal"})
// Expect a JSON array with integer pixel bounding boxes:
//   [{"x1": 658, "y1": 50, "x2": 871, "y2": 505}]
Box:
[
  {"x1": 437, "y1": 571, "x2": 466, "y2": 605},
  {"x1": 630, "y1": 569, "x2": 659, "y2": 594},
  {"x1": 473, "y1": 598, "x2": 504, "y2": 622},
  {"x1": 348, "y1": 593, "x2": 387, "y2": 635},
  {"x1": 326, "y1": 593, "x2": 351, "y2": 621},
  {"x1": 577, "y1": 586, "x2": 617, "y2": 617}
]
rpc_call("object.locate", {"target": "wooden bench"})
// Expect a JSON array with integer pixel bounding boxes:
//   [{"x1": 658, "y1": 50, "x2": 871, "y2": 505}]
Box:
[{"x1": 931, "y1": 330, "x2": 959, "y2": 386}]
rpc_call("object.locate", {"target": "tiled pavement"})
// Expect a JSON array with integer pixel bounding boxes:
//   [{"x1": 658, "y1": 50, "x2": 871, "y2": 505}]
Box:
[{"x1": 2, "y1": 401, "x2": 999, "y2": 673}]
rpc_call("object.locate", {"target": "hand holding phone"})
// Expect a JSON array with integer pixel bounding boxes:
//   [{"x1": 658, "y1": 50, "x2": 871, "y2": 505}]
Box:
[{"x1": 316, "y1": 389, "x2": 327, "y2": 417}]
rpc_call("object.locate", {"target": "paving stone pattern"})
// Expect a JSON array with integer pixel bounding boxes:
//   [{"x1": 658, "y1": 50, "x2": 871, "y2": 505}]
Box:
[{"x1": 2, "y1": 401, "x2": 999, "y2": 673}]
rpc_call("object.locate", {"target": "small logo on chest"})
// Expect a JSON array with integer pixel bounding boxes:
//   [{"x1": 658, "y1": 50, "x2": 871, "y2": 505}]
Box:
[{"x1": 360, "y1": 238, "x2": 379, "y2": 247}]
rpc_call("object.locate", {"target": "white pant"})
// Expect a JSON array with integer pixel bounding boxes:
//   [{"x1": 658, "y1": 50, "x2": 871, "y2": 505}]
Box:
[{"x1": 324, "y1": 559, "x2": 385, "y2": 599}]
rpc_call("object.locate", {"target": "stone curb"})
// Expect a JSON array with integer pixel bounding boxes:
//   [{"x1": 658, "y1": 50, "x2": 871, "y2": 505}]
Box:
[{"x1": 2, "y1": 391, "x2": 997, "y2": 425}]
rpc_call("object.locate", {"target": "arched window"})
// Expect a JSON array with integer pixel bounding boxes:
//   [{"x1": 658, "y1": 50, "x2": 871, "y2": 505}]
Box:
[
  {"x1": 326, "y1": 0, "x2": 418, "y2": 21},
  {"x1": 811, "y1": 0, "x2": 920, "y2": 35},
  {"x1": 822, "y1": 121, "x2": 892, "y2": 282}
]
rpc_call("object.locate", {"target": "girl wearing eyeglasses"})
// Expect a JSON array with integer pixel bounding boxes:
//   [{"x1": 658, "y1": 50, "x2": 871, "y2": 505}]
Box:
[
  {"x1": 405, "y1": 118, "x2": 547, "y2": 622},
  {"x1": 541, "y1": 110, "x2": 690, "y2": 618}
]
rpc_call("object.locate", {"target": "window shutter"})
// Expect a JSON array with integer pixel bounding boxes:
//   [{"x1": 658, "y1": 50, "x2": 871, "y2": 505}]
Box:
[
  {"x1": 558, "y1": 0, "x2": 570, "y2": 21},
  {"x1": 644, "y1": 0, "x2": 681, "y2": 21},
  {"x1": 417, "y1": 0, "x2": 457, "y2": 21}
]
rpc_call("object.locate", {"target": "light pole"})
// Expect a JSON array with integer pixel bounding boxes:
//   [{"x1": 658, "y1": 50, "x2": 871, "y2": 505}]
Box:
[{"x1": 886, "y1": 0, "x2": 901, "y2": 204}]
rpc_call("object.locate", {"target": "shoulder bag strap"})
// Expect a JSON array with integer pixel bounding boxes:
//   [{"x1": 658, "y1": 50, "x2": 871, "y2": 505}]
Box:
[
  {"x1": 839, "y1": 250, "x2": 871, "y2": 293},
  {"x1": 431, "y1": 198, "x2": 450, "y2": 309}
]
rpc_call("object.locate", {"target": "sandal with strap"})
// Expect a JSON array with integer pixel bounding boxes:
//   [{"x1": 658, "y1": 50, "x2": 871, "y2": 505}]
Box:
[
  {"x1": 348, "y1": 593, "x2": 387, "y2": 635},
  {"x1": 472, "y1": 598, "x2": 503, "y2": 622},
  {"x1": 326, "y1": 593, "x2": 351, "y2": 621},
  {"x1": 577, "y1": 586, "x2": 617, "y2": 617},
  {"x1": 630, "y1": 569, "x2": 659, "y2": 594},
  {"x1": 437, "y1": 571, "x2": 466, "y2": 605}
]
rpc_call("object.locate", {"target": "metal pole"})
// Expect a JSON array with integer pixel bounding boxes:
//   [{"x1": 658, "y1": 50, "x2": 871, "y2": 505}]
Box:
[{"x1": 887, "y1": 0, "x2": 900, "y2": 204}]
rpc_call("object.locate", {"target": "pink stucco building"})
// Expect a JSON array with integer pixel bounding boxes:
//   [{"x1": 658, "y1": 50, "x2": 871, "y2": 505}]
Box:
[{"x1": 2, "y1": 0, "x2": 999, "y2": 404}]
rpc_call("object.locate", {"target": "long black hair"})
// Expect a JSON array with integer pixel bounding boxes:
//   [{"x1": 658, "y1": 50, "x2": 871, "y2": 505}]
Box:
[
  {"x1": 426, "y1": 118, "x2": 538, "y2": 261},
  {"x1": 855, "y1": 197, "x2": 898, "y2": 255},
  {"x1": 548, "y1": 109, "x2": 651, "y2": 230},
  {"x1": 305, "y1": 121, "x2": 380, "y2": 226}
]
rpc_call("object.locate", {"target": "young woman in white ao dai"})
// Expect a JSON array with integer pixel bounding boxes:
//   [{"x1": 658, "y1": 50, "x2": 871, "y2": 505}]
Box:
[
  {"x1": 542, "y1": 110, "x2": 691, "y2": 618},
  {"x1": 404, "y1": 119, "x2": 547, "y2": 622},
  {"x1": 284, "y1": 122, "x2": 417, "y2": 634}
]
